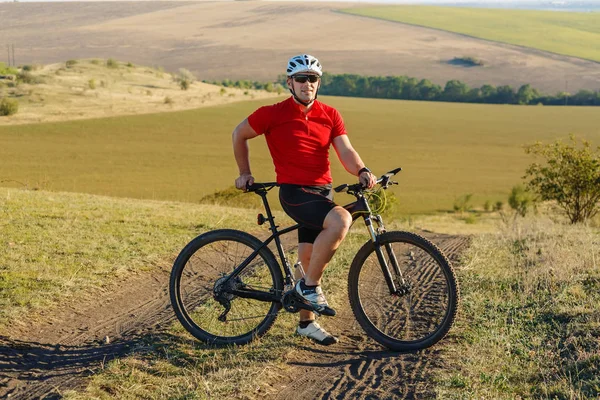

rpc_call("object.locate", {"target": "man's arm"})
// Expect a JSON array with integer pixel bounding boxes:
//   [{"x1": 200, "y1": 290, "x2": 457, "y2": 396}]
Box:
[
  {"x1": 332, "y1": 135, "x2": 376, "y2": 188},
  {"x1": 232, "y1": 118, "x2": 259, "y2": 190}
]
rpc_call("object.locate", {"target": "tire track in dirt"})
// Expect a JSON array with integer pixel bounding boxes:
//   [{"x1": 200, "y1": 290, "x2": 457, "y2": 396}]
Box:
[
  {"x1": 270, "y1": 234, "x2": 470, "y2": 400},
  {"x1": 0, "y1": 232, "x2": 468, "y2": 399},
  {"x1": 0, "y1": 265, "x2": 175, "y2": 399},
  {"x1": 0, "y1": 233, "x2": 299, "y2": 399}
]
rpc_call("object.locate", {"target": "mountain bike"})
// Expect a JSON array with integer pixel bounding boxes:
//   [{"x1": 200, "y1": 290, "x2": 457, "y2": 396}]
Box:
[{"x1": 169, "y1": 168, "x2": 459, "y2": 351}]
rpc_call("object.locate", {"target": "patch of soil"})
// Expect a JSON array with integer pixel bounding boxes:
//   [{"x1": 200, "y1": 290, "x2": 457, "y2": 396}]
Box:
[
  {"x1": 0, "y1": 265, "x2": 175, "y2": 399},
  {"x1": 268, "y1": 233, "x2": 470, "y2": 400},
  {"x1": 0, "y1": 232, "x2": 469, "y2": 399}
]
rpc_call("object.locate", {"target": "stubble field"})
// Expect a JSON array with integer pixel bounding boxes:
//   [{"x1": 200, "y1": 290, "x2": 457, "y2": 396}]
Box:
[{"x1": 0, "y1": 1, "x2": 598, "y2": 94}]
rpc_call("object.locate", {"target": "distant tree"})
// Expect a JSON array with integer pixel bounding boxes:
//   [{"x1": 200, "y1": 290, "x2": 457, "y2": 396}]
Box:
[
  {"x1": 571, "y1": 90, "x2": 598, "y2": 106},
  {"x1": 495, "y1": 85, "x2": 516, "y2": 104},
  {"x1": 480, "y1": 84, "x2": 497, "y2": 103},
  {"x1": 416, "y1": 79, "x2": 442, "y2": 101},
  {"x1": 466, "y1": 87, "x2": 482, "y2": 103},
  {"x1": 556, "y1": 91, "x2": 571, "y2": 106},
  {"x1": 516, "y1": 84, "x2": 540, "y2": 105},
  {"x1": 331, "y1": 74, "x2": 356, "y2": 96},
  {"x1": 442, "y1": 80, "x2": 470, "y2": 102},
  {"x1": 524, "y1": 135, "x2": 600, "y2": 224}
]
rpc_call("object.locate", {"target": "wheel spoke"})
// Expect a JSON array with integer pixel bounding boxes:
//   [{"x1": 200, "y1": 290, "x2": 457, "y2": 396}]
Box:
[
  {"x1": 349, "y1": 232, "x2": 458, "y2": 350},
  {"x1": 170, "y1": 231, "x2": 283, "y2": 345}
]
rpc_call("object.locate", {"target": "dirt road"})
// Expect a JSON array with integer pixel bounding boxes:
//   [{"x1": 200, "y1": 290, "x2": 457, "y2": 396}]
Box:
[{"x1": 0, "y1": 232, "x2": 469, "y2": 399}]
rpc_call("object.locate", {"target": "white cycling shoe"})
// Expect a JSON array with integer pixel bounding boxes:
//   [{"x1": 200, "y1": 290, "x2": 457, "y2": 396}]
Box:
[
  {"x1": 295, "y1": 279, "x2": 337, "y2": 316},
  {"x1": 297, "y1": 321, "x2": 339, "y2": 346}
]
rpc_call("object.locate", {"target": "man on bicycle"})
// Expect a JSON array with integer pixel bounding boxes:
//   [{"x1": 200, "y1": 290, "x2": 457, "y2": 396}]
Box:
[{"x1": 232, "y1": 54, "x2": 376, "y2": 345}]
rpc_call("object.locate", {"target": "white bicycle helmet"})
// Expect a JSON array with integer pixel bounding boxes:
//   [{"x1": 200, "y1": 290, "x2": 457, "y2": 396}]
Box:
[{"x1": 286, "y1": 54, "x2": 323, "y2": 77}]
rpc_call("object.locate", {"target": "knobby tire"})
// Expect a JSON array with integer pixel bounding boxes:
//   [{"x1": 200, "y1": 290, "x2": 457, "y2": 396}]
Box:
[
  {"x1": 348, "y1": 231, "x2": 459, "y2": 351},
  {"x1": 169, "y1": 229, "x2": 283, "y2": 346}
]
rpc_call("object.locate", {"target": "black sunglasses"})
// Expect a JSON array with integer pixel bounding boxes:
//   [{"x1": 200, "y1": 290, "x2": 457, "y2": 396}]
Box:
[{"x1": 292, "y1": 74, "x2": 320, "y2": 84}]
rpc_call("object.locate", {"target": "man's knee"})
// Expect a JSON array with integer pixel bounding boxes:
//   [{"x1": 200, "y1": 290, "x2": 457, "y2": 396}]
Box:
[{"x1": 324, "y1": 206, "x2": 352, "y2": 232}]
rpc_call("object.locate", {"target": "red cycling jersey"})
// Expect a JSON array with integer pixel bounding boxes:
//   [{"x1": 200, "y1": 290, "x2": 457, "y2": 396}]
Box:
[{"x1": 247, "y1": 97, "x2": 347, "y2": 185}]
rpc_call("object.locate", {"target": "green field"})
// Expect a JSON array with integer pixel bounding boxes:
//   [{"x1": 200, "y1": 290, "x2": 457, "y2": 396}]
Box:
[
  {"x1": 1, "y1": 96, "x2": 599, "y2": 214},
  {"x1": 342, "y1": 6, "x2": 600, "y2": 62}
]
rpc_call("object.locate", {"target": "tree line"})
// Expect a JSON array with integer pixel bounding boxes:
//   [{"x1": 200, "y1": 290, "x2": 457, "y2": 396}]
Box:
[
  {"x1": 207, "y1": 73, "x2": 600, "y2": 106},
  {"x1": 315, "y1": 74, "x2": 599, "y2": 106}
]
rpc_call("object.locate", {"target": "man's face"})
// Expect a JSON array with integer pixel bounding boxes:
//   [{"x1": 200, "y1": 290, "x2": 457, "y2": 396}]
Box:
[{"x1": 287, "y1": 73, "x2": 321, "y2": 103}]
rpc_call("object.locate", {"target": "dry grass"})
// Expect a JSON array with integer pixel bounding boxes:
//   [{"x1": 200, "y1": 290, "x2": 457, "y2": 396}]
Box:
[
  {"x1": 439, "y1": 214, "x2": 600, "y2": 398},
  {"x1": 0, "y1": 59, "x2": 279, "y2": 125},
  {"x1": 0, "y1": 187, "x2": 274, "y2": 330}
]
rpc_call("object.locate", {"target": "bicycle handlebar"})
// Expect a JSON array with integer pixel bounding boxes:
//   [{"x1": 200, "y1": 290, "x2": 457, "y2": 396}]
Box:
[
  {"x1": 245, "y1": 167, "x2": 401, "y2": 195},
  {"x1": 246, "y1": 182, "x2": 279, "y2": 193},
  {"x1": 334, "y1": 167, "x2": 402, "y2": 194}
]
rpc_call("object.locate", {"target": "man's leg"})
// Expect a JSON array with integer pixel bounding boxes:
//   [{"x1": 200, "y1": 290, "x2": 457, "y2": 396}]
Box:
[
  {"x1": 303, "y1": 206, "x2": 352, "y2": 286},
  {"x1": 294, "y1": 208, "x2": 350, "y2": 345},
  {"x1": 297, "y1": 242, "x2": 314, "y2": 322}
]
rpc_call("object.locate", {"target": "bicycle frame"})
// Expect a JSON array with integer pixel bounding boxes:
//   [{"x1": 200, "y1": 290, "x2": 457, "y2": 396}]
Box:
[{"x1": 222, "y1": 181, "x2": 406, "y2": 304}]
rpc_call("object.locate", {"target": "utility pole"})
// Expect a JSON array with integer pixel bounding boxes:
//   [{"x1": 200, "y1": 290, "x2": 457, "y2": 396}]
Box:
[
  {"x1": 6, "y1": 44, "x2": 10, "y2": 66},
  {"x1": 12, "y1": 44, "x2": 15, "y2": 67}
]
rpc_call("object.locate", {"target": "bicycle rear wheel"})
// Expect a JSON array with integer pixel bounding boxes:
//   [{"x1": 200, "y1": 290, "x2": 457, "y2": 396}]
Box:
[
  {"x1": 170, "y1": 229, "x2": 283, "y2": 346},
  {"x1": 348, "y1": 231, "x2": 459, "y2": 351}
]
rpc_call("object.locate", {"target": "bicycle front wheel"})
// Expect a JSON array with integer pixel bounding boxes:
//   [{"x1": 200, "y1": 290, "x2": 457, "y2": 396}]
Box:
[
  {"x1": 170, "y1": 229, "x2": 283, "y2": 346},
  {"x1": 348, "y1": 231, "x2": 459, "y2": 351}
]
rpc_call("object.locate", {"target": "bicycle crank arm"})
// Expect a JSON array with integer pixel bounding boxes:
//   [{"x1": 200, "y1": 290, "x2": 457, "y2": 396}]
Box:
[
  {"x1": 283, "y1": 291, "x2": 336, "y2": 317},
  {"x1": 230, "y1": 288, "x2": 280, "y2": 303}
]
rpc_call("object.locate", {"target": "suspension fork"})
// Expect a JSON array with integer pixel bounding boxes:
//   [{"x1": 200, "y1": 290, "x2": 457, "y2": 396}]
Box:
[
  {"x1": 373, "y1": 214, "x2": 408, "y2": 287},
  {"x1": 359, "y1": 195, "x2": 399, "y2": 294}
]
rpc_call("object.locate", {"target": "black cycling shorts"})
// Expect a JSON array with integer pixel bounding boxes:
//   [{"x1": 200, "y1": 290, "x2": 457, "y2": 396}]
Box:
[{"x1": 279, "y1": 184, "x2": 337, "y2": 244}]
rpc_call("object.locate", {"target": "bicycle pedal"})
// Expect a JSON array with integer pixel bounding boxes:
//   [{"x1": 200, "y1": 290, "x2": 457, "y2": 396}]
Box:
[
  {"x1": 290, "y1": 292, "x2": 337, "y2": 317},
  {"x1": 319, "y1": 306, "x2": 336, "y2": 317}
]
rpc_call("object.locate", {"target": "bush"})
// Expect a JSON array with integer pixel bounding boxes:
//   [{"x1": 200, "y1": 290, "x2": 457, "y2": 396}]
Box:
[
  {"x1": 164, "y1": 96, "x2": 173, "y2": 105},
  {"x1": 367, "y1": 188, "x2": 399, "y2": 217},
  {"x1": 453, "y1": 193, "x2": 473, "y2": 213},
  {"x1": 17, "y1": 71, "x2": 43, "y2": 84},
  {"x1": 493, "y1": 201, "x2": 504, "y2": 212},
  {"x1": 173, "y1": 68, "x2": 196, "y2": 90},
  {"x1": 106, "y1": 58, "x2": 118, "y2": 69},
  {"x1": 451, "y1": 56, "x2": 485, "y2": 67},
  {"x1": 88, "y1": 79, "x2": 96, "y2": 90},
  {"x1": 0, "y1": 97, "x2": 19, "y2": 116},
  {"x1": 66, "y1": 59, "x2": 78, "y2": 68},
  {"x1": 0, "y1": 62, "x2": 18, "y2": 75},
  {"x1": 21, "y1": 64, "x2": 40, "y2": 72},
  {"x1": 508, "y1": 185, "x2": 536, "y2": 217},
  {"x1": 483, "y1": 200, "x2": 492, "y2": 212},
  {"x1": 199, "y1": 186, "x2": 262, "y2": 209},
  {"x1": 525, "y1": 135, "x2": 600, "y2": 224}
]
